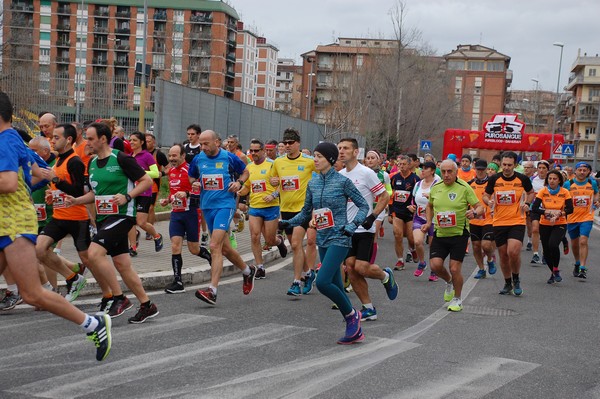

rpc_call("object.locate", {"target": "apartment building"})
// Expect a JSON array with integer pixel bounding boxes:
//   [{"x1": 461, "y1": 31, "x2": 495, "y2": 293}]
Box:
[
  {"x1": 505, "y1": 89, "x2": 557, "y2": 133},
  {"x1": 566, "y1": 50, "x2": 600, "y2": 161},
  {"x1": 2, "y1": 0, "x2": 239, "y2": 119},
  {"x1": 275, "y1": 58, "x2": 302, "y2": 118},
  {"x1": 444, "y1": 44, "x2": 512, "y2": 131},
  {"x1": 255, "y1": 37, "x2": 278, "y2": 110}
]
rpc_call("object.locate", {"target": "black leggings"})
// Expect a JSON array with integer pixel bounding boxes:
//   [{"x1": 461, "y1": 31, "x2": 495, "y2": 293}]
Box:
[{"x1": 539, "y1": 224, "x2": 567, "y2": 270}]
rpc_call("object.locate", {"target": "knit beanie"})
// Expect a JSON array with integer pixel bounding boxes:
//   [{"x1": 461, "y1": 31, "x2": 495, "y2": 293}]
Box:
[{"x1": 314, "y1": 142, "x2": 338, "y2": 166}]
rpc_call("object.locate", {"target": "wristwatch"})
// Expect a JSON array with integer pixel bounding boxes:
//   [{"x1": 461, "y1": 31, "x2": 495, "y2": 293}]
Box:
[
  {"x1": 51, "y1": 177, "x2": 60, "y2": 184},
  {"x1": 237, "y1": 179, "x2": 245, "y2": 186},
  {"x1": 125, "y1": 194, "x2": 132, "y2": 202}
]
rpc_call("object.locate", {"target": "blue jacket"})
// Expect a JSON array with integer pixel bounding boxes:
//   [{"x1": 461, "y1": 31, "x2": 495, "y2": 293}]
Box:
[{"x1": 287, "y1": 167, "x2": 369, "y2": 248}]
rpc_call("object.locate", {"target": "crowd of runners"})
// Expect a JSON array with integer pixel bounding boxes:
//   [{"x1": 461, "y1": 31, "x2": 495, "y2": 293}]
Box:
[{"x1": 1, "y1": 89, "x2": 598, "y2": 359}]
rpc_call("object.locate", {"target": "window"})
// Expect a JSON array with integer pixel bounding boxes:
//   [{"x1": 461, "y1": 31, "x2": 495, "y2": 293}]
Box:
[
  {"x1": 468, "y1": 61, "x2": 485, "y2": 71},
  {"x1": 487, "y1": 61, "x2": 504, "y2": 71},
  {"x1": 585, "y1": 126, "x2": 596, "y2": 139},
  {"x1": 584, "y1": 144, "x2": 595, "y2": 157},
  {"x1": 357, "y1": 55, "x2": 363, "y2": 67},
  {"x1": 473, "y1": 96, "x2": 481, "y2": 113},
  {"x1": 589, "y1": 68, "x2": 596, "y2": 77},
  {"x1": 471, "y1": 114, "x2": 480, "y2": 131},
  {"x1": 447, "y1": 60, "x2": 464, "y2": 70},
  {"x1": 589, "y1": 88, "x2": 600, "y2": 101}
]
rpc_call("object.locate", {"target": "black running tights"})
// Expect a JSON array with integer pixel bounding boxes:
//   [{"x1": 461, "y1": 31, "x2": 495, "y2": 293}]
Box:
[{"x1": 539, "y1": 224, "x2": 566, "y2": 270}]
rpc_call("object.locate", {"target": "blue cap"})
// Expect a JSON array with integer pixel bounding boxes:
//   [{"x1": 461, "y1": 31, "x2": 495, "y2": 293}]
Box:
[
  {"x1": 576, "y1": 161, "x2": 591, "y2": 170},
  {"x1": 447, "y1": 153, "x2": 457, "y2": 161}
]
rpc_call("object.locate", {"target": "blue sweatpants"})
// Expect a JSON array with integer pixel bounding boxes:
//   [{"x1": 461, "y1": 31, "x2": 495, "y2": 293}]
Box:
[{"x1": 316, "y1": 245, "x2": 352, "y2": 316}]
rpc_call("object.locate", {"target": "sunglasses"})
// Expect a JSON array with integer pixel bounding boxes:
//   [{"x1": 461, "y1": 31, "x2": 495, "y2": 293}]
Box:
[
  {"x1": 248, "y1": 149, "x2": 262, "y2": 153},
  {"x1": 283, "y1": 140, "x2": 296, "y2": 145}
]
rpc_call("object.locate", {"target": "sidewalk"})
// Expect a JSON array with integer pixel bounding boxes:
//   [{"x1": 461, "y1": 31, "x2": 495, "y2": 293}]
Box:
[{"x1": 2, "y1": 212, "x2": 291, "y2": 296}]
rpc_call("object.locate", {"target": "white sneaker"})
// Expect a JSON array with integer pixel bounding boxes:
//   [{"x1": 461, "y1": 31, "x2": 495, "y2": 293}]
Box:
[
  {"x1": 447, "y1": 297, "x2": 463, "y2": 312},
  {"x1": 443, "y1": 281, "x2": 455, "y2": 302}
]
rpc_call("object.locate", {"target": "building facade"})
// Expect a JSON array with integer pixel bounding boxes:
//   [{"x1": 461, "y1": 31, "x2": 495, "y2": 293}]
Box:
[
  {"x1": 233, "y1": 21, "x2": 257, "y2": 106},
  {"x1": 2, "y1": 0, "x2": 239, "y2": 124},
  {"x1": 566, "y1": 50, "x2": 600, "y2": 161},
  {"x1": 505, "y1": 89, "x2": 557, "y2": 134},
  {"x1": 275, "y1": 58, "x2": 302, "y2": 118},
  {"x1": 444, "y1": 44, "x2": 512, "y2": 131}
]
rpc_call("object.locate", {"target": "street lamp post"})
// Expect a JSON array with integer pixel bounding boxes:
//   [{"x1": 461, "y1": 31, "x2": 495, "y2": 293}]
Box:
[
  {"x1": 550, "y1": 42, "x2": 564, "y2": 162},
  {"x1": 305, "y1": 57, "x2": 315, "y2": 120},
  {"x1": 138, "y1": 0, "x2": 148, "y2": 132},
  {"x1": 75, "y1": 0, "x2": 85, "y2": 122},
  {"x1": 531, "y1": 78, "x2": 539, "y2": 133}
]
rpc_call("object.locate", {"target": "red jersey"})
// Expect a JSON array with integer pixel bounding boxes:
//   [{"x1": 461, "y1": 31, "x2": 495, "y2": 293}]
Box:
[{"x1": 168, "y1": 162, "x2": 194, "y2": 212}]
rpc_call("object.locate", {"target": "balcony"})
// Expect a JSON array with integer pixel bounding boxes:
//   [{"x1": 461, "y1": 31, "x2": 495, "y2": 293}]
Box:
[
  {"x1": 153, "y1": 30, "x2": 166, "y2": 38},
  {"x1": 226, "y1": 68, "x2": 235, "y2": 78},
  {"x1": 10, "y1": 3, "x2": 34, "y2": 12},
  {"x1": 94, "y1": 9, "x2": 109, "y2": 17},
  {"x1": 316, "y1": 81, "x2": 332, "y2": 88},
  {"x1": 190, "y1": 14, "x2": 212, "y2": 23},
  {"x1": 189, "y1": 64, "x2": 207, "y2": 72},
  {"x1": 152, "y1": 46, "x2": 166, "y2": 54},
  {"x1": 190, "y1": 31, "x2": 211, "y2": 40},
  {"x1": 227, "y1": 39, "x2": 236, "y2": 48},
  {"x1": 56, "y1": 56, "x2": 70, "y2": 64},
  {"x1": 154, "y1": 12, "x2": 167, "y2": 21},
  {"x1": 225, "y1": 85, "x2": 234, "y2": 93},
  {"x1": 317, "y1": 63, "x2": 332, "y2": 70},
  {"x1": 115, "y1": 10, "x2": 131, "y2": 18},
  {"x1": 227, "y1": 21, "x2": 237, "y2": 30},
  {"x1": 91, "y1": 42, "x2": 108, "y2": 50},
  {"x1": 115, "y1": 44, "x2": 130, "y2": 51},
  {"x1": 56, "y1": 24, "x2": 71, "y2": 31},
  {"x1": 56, "y1": 4, "x2": 70, "y2": 14},
  {"x1": 115, "y1": 27, "x2": 131, "y2": 34},
  {"x1": 575, "y1": 113, "x2": 599, "y2": 123},
  {"x1": 226, "y1": 53, "x2": 235, "y2": 62},
  {"x1": 114, "y1": 59, "x2": 129, "y2": 67},
  {"x1": 93, "y1": 26, "x2": 109, "y2": 34},
  {"x1": 315, "y1": 98, "x2": 331, "y2": 106},
  {"x1": 56, "y1": 39, "x2": 71, "y2": 47},
  {"x1": 92, "y1": 57, "x2": 108, "y2": 66},
  {"x1": 190, "y1": 49, "x2": 210, "y2": 57},
  {"x1": 152, "y1": 61, "x2": 165, "y2": 70}
]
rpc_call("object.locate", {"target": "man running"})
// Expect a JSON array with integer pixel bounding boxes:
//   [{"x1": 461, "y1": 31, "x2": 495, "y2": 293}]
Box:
[
  {"x1": 422, "y1": 160, "x2": 483, "y2": 312},
  {"x1": 161, "y1": 144, "x2": 212, "y2": 293},
  {"x1": 189, "y1": 130, "x2": 256, "y2": 305},
  {"x1": 184, "y1": 124, "x2": 209, "y2": 247},
  {"x1": 563, "y1": 162, "x2": 599, "y2": 279},
  {"x1": 338, "y1": 138, "x2": 397, "y2": 321},
  {"x1": 529, "y1": 160, "x2": 550, "y2": 264},
  {"x1": 483, "y1": 151, "x2": 534, "y2": 296}
]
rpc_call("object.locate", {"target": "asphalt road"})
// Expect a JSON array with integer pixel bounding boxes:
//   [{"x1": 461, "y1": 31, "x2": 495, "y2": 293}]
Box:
[{"x1": 2, "y1": 222, "x2": 600, "y2": 399}]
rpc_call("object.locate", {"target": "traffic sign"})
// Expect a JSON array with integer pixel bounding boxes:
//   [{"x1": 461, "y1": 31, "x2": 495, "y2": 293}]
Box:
[
  {"x1": 553, "y1": 143, "x2": 562, "y2": 155},
  {"x1": 562, "y1": 144, "x2": 574, "y2": 157},
  {"x1": 420, "y1": 140, "x2": 431, "y2": 151}
]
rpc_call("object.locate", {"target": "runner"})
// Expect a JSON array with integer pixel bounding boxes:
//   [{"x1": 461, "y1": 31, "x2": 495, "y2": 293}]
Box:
[
  {"x1": 0, "y1": 93, "x2": 111, "y2": 360},
  {"x1": 265, "y1": 139, "x2": 279, "y2": 161},
  {"x1": 67, "y1": 122, "x2": 159, "y2": 323},
  {"x1": 522, "y1": 161, "x2": 536, "y2": 251},
  {"x1": 563, "y1": 162, "x2": 599, "y2": 279},
  {"x1": 189, "y1": 130, "x2": 256, "y2": 305},
  {"x1": 364, "y1": 150, "x2": 392, "y2": 256},
  {"x1": 271, "y1": 128, "x2": 316, "y2": 296},
  {"x1": 184, "y1": 124, "x2": 209, "y2": 247},
  {"x1": 457, "y1": 154, "x2": 476, "y2": 182},
  {"x1": 467, "y1": 159, "x2": 497, "y2": 279},
  {"x1": 145, "y1": 132, "x2": 169, "y2": 240},
  {"x1": 236, "y1": 139, "x2": 288, "y2": 279},
  {"x1": 280, "y1": 142, "x2": 369, "y2": 344},
  {"x1": 389, "y1": 155, "x2": 419, "y2": 270},
  {"x1": 409, "y1": 161, "x2": 441, "y2": 280},
  {"x1": 161, "y1": 144, "x2": 212, "y2": 293},
  {"x1": 483, "y1": 151, "x2": 534, "y2": 296},
  {"x1": 421, "y1": 160, "x2": 483, "y2": 312},
  {"x1": 531, "y1": 170, "x2": 573, "y2": 284},
  {"x1": 338, "y1": 139, "x2": 397, "y2": 322},
  {"x1": 530, "y1": 160, "x2": 550, "y2": 264},
  {"x1": 38, "y1": 112, "x2": 57, "y2": 139}
]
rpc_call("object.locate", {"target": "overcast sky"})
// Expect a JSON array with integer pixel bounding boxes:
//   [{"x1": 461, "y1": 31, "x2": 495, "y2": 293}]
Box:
[{"x1": 234, "y1": 0, "x2": 599, "y2": 92}]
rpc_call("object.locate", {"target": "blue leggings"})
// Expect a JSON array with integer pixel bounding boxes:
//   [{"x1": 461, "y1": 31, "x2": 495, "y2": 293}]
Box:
[{"x1": 317, "y1": 245, "x2": 352, "y2": 316}]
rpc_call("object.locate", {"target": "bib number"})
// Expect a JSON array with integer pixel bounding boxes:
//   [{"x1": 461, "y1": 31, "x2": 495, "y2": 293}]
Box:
[
  {"x1": 417, "y1": 205, "x2": 426, "y2": 218},
  {"x1": 394, "y1": 190, "x2": 410, "y2": 203},
  {"x1": 313, "y1": 208, "x2": 335, "y2": 230},
  {"x1": 436, "y1": 211, "x2": 457, "y2": 228},
  {"x1": 172, "y1": 196, "x2": 188, "y2": 211},
  {"x1": 95, "y1": 195, "x2": 118, "y2": 215},
  {"x1": 35, "y1": 204, "x2": 47, "y2": 221},
  {"x1": 495, "y1": 190, "x2": 516, "y2": 206},
  {"x1": 251, "y1": 179, "x2": 267, "y2": 193},
  {"x1": 202, "y1": 174, "x2": 224, "y2": 191},
  {"x1": 281, "y1": 176, "x2": 300, "y2": 192},
  {"x1": 52, "y1": 190, "x2": 67, "y2": 209},
  {"x1": 574, "y1": 195, "x2": 590, "y2": 208}
]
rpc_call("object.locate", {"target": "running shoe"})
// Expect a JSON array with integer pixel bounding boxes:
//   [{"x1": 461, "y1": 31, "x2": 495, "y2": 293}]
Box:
[
  {"x1": 405, "y1": 251, "x2": 414, "y2": 263},
  {"x1": 287, "y1": 281, "x2": 301, "y2": 296},
  {"x1": 145, "y1": 232, "x2": 153, "y2": 240},
  {"x1": 414, "y1": 262, "x2": 427, "y2": 277},
  {"x1": 87, "y1": 314, "x2": 111, "y2": 361},
  {"x1": 579, "y1": 266, "x2": 587, "y2": 279},
  {"x1": 195, "y1": 288, "x2": 217, "y2": 305},
  {"x1": 129, "y1": 246, "x2": 138, "y2": 257},
  {"x1": 154, "y1": 234, "x2": 164, "y2": 252},
  {"x1": 499, "y1": 282, "x2": 513, "y2": 295},
  {"x1": 276, "y1": 234, "x2": 288, "y2": 258},
  {"x1": 337, "y1": 309, "x2": 364, "y2": 345},
  {"x1": 447, "y1": 297, "x2": 463, "y2": 312},
  {"x1": 443, "y1": 281, "x2": 455, "y2": 302},
  {"x1": 107, "y1": 296, "x2": 133, "y2": 318},
  {"x1": 200, "y1": 233, "x2": 209, "y2": 247},
  {"x1": 65, "y1": 274, "x2": 87, "y2": 302},
  {"x1": 428, "y1": 272, "x2": 439, "y2": 282},
  {"x1": 237, "y1": 218, "x2": 245, "y2": 233},
  {"x1": 135, "y1": 229, "x2": 140, "y2": 247},
  {"x1": 0, "y1": 290, "x2": 23, "y2": 311},
  {"x1": 573, "y1": 264, "x2": 581, "y2": 277},
  {"x1": 199, "y1": 246, "x2": 212, "y2": 265},
  {"x1": 255, "y1": 267, "x2": 266, "y2": 280},
  {"x1": 531, "y1": 254, "x2": 542, "y2": 264},
  {"x1": 128, "y1": 302, "x2": 159, "y2": 324},
  {"x1": 382, "y1": 267, "x2": 398, "y2": 300},
  {"x1": 553, "y1": 269, "x2": 562, "y2": 283},
  {"x1": 331, "y1": 303, "x2": 339, "y2": 310},
  {"x1": 98, "y1": 296, "x2": 113, "y2": 313},
  {"x1": 547, "y1": 274, "x2": 555, "y2": 284},
  {"x1": 474, "y1": 269, "x2": 486, "y2": 279},
  {"x1": 526, "y1": 241, "x2": 532, "y2": 251},
  {"x1": 302, "y1": 270, "x2": 316, "y2": 295},
  {"x1": 513, "y1": 279, "x2": 523, "y2": 296},
  {"x1": 394, "y1": 259, "x2": 405, "y2": 271},
  {"x1": 242, "y1": 265, "x2": 256, "y2": 295},
  {"x1": 360, "y1": 306, "x2": 378, "y2": 321},
  {"x1": 487, "y1": 258, "x2": 497, "y2": 275},
  {"x1": 165, "y1": 280, "x2": 185, "y2": 294},
  {"x1": 563, "y1": 242, "x2": 569, "y2": 255},
  {"x1": 229, "y1": 231, "x2": 237, "y2": 249}
]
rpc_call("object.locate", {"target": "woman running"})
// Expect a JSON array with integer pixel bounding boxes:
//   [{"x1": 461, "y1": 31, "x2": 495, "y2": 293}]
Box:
[
  {"x1": 364, "y1": 150, "x2": 392, "y2": 262},
  {"x1": 280, "y1": 142, "x2": 369, "y2": 345},
  {"x1": 530, "y1": 170, "x2": 573, "y2": 284}
]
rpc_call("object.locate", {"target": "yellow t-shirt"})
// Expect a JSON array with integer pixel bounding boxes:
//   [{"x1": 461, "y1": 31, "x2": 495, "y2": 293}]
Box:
[
  {"x1": 244, "y1": 158, "x2": 278, "y2": 209},
  {"x1": 272, "y1": 153, "x2": 315, "y2": 212}
]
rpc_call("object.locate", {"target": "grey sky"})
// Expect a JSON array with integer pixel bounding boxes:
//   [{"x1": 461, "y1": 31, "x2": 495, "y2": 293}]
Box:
[{"x1": 234, "y1": 0, "x2": 599, "y2": 92}]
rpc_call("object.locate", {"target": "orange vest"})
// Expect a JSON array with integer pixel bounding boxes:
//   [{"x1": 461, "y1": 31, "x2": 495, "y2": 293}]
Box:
[
  {"x1": 50, "y1": 152, "x2": 89, "y2": 221},
  {"x1": 73, "y1": 140, "x2": 91, "y2": 175}
]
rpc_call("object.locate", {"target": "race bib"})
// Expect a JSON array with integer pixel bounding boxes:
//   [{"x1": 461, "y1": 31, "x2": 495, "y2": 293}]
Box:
[
  {"x1": 251, "y1": 179, "x2": 267, "y2": 193},
  {"x1": 35, "y1": 204, "x2": 47, "y2": 221},
  {"x1": 495, "y1": 190, "x2": 516, "y2": 205},
  {"x1": 52, "y1": 190, "x2": 67, "y2": 209},
  {"x1": 202, "y1": 174, "x2": 224, "y2": 191},
  {"x1": 417, "y1": 205, "x2": 426, "y2": 218},
  {"x1": 436, "y1": 211, "x2": 457, "y2": 228},
  {"x1": 281, "y1": 175, "x2": 300, "y2": 192},
  {"x1": 172, "y1": 196, "x2": 188, "y2": 211},
  {"x1": 394, "y1": 190, "x2": 410, "y2": 203},
  {"x1": 313, "y1": 208, "x2": 335, "y2": 230},
  {"x1": 574, "y1": 195, "x2": 590, "y2": 208},
  {"x1": 95, "y1": 195, "x2": 118, "y2": 215}
]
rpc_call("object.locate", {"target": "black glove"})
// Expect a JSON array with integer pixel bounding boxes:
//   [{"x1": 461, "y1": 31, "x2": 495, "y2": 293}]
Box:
[
  {"x1": 361, "y1": 214, "x2": 377, "y2": 230},
  {"x1": 278, "y1": 220, "x2": 290, "y2": 231},
  {"x1": 341, "y1": 224, "x2": 356, "y2": 237}
]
